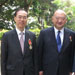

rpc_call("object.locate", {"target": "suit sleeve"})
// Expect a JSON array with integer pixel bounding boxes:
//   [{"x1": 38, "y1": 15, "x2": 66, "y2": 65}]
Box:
[
  {"x1": 37, "y1": 30, "x2": 44, "y2": 72},
  {"x1": 1, "y1": 33, "x2": 8, "y2": 75},
  {"x1": 72, "y1": 32, "x2": 75, "y2": 72},
  {"x1": 32, "y1": 34, "x2": 39, "y2": 75},
  {"x1": 72, "y1": 53, "x2": 75, "y2": 72}
]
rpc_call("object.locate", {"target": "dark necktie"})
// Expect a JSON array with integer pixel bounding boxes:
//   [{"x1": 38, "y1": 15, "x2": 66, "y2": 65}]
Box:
[
  {"x1": 20, "y1": 32, "x2": 24, "y2": 54},
  {"x1": 56, "y1": 31, "x2": 61, "y2": 52}
]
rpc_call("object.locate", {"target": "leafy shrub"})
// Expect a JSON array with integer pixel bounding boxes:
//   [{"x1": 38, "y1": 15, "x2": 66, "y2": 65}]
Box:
[
  {"x1": 0, "y1": 29, "x2": 9, "y2": 40},
  {"x1": 29, "y1": 28, "x2": 41, "y2": 38}
]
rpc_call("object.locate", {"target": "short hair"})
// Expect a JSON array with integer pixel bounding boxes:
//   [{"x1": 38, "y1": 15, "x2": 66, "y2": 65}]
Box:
[
  {"x1": 14, "y1": 8, "x2": 28, "y2": 17},
  {"x1": 54, "y1": 9, "x2": 66, "y2": 16}
]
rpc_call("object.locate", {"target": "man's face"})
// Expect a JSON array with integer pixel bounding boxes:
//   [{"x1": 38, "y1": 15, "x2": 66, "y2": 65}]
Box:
[
  {"x1": 14, "y1": 10, "x2": 27, "y2": 30},
  {"x1": 52, "y1": 10, "x2": 67, "y2": 30}
]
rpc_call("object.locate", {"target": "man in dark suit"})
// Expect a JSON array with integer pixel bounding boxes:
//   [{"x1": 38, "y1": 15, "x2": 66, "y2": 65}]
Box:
[
  {"x1": 1, "y1": 8, "x2": 38, "y2": 75},
  {"x1": 37, "y1": 9, "x2": 75, "y2": 75}
]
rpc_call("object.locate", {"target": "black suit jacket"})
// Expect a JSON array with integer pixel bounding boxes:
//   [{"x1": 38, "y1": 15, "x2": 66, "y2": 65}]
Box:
[
  {"x1": 37, "y1": 27, "x2": 75, "y2": 75},
  {"x1": 1, "y1": 29, "x2": 38, "y2": 75}
]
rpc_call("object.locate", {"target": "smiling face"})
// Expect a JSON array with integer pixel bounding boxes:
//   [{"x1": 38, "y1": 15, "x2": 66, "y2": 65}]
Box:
[
  {"x1": 52, "y1": 10, "x2": 67, "y2": 30},
  {"x1": 14, "y1": 10, "x2": 28, "y2": 31}
]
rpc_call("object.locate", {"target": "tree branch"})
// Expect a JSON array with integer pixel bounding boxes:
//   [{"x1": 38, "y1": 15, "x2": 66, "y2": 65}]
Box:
[
  {"x1": 24, "y1": 0, "x2": 33, "y2": 12},
  {"x1": 28, "y1": 0, "x2": 32, "y2": 7}
]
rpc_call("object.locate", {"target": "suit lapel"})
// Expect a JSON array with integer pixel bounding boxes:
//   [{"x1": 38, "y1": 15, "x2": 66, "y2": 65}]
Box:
[
  {"x1": 24, "y1": 30, "x2": 29, "y2": 55},
  {"x1": 50, "y1": 27, "x2": 58, "y2": 52},
  {"x1": 60, "y1": 28, "x2": 71, "y2": 53},
  {"x1": 13, "y1": 29, "x2": 30, "y2": 56},
  {"x1": 13, "y1": 29, "x2": 23, "y2": 56},
  {"x1": 49, "y1": 27, "x2": 71, "y2": 53}
]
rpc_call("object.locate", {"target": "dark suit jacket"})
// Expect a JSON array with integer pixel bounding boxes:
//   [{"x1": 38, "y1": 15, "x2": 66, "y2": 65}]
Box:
[
  {"x1": 37, "y1": 27, "x2": 75, "y2": 75},
  {"x1": 1, "y1": 29, "x2": 38, "y2": 75},
  {"x1": 72, "y1": 54, "x2": 75, "y2": 72}
]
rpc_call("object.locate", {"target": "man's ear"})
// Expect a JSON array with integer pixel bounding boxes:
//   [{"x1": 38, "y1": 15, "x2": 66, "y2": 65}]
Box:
[
  {"x1": 65, "y1": 16, "x2": 67, "y2": 23},
  {"x1": 14, "y1": 17, "x2": 16, "y2": 22},
  {"x1": 66, "y1": 20, "x2": 67, "y2": 23},
  {"x1": 52, "y1": 16, "x2": 54, "y2": 23}
]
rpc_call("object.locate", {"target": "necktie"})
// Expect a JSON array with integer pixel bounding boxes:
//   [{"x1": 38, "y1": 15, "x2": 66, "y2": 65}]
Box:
[
  {"x1": 20, "y1": 32, "x2": 24, "y2": 54},
  {"x1": 56, "y1": 31, "x2": 61, "y2": 52}
]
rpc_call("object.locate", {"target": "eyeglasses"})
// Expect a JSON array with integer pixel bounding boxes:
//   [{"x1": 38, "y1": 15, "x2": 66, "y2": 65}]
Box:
[
  {"x1": 54, "y1": 16, "x2": 66, "y2": 20},
  {"x1": 17, "y1": 15, "x2": 27, "y2": 20}
]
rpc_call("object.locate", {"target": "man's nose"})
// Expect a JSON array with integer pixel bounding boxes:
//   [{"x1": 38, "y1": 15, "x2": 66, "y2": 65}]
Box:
[{"x1": 58, "y1": 19, "x2": 62, "y2": 22}]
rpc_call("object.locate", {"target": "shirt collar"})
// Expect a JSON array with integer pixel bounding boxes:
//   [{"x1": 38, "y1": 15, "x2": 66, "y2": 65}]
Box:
[
  {"x1": 16, "y1": 27, "x2": 25, "y2": 35},
  {"x1": 54, "y1": 26, "x2": 64, "y2": 34}
]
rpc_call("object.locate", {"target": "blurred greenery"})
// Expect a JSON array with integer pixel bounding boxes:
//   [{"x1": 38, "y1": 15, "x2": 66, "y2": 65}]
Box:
[
  {"x1": 0, "y1": 0, "x2": 75, "y2": 57},
  {"x1": 29, "y1": 28, "x2": 41, "y2": 38},
  {"x1": 0, "y1": 0, "x2": 75, "y2": 39},
  {"x1": 0, "y1": 29, "x2": 9, "y2": 40}
]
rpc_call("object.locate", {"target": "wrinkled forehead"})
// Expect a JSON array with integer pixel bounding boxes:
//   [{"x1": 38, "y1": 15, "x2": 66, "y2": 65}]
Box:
[{"x1": 54, "y1": 10, "x2": 66, "y2": 17}]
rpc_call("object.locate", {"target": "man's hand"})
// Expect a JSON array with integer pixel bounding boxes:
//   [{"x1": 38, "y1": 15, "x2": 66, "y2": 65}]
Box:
[
  {"x1": 69, "y1": 72, "x2": 75, "y2": 75},
  {"x1": 69, "y1": 72, "x2": 72, "y2": 75},
  {"x1": 39, "y1": 71, "x2": 43, "y2": 75}
]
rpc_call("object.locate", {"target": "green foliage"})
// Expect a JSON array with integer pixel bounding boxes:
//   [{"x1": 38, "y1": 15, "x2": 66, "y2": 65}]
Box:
[
  {"x1": 52, "y1": 0, "x2": 75, "y2": 31},
  {"x1": 29, "y1": 28, "x2": 40, "y2": 38},
  {"x1": 0, "y1": 0, "x2": 75, "y2": 31},
  {"x1": 66, "y1": 24, "x2": 75, "y2": 31},
  {"x1": 0, "y1": 29, "x2": 9, "y2": 40},
  {"x1": 29, "y1": 22, "x2": 51, "y2": 38},
  {"x1": 38, "y1": 0, "x2": 54, "y2": 4}
]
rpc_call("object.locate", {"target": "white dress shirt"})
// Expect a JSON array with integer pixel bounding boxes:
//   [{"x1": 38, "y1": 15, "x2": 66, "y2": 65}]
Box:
[
  {"x1": 54, "y1": 27, "x2": 64, "y2": 46},
  {"x1": 16, "y1": 28, "x2": 25, "y2": 41}
]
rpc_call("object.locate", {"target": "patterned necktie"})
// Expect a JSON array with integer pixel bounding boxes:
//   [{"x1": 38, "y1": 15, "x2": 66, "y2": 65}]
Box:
[
  {"x1": 20, "y1": 32, "x2": 24, "y2": 54},
  {"x1": 56, "y1": 31, "x2": 61, "y2": 52}
]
